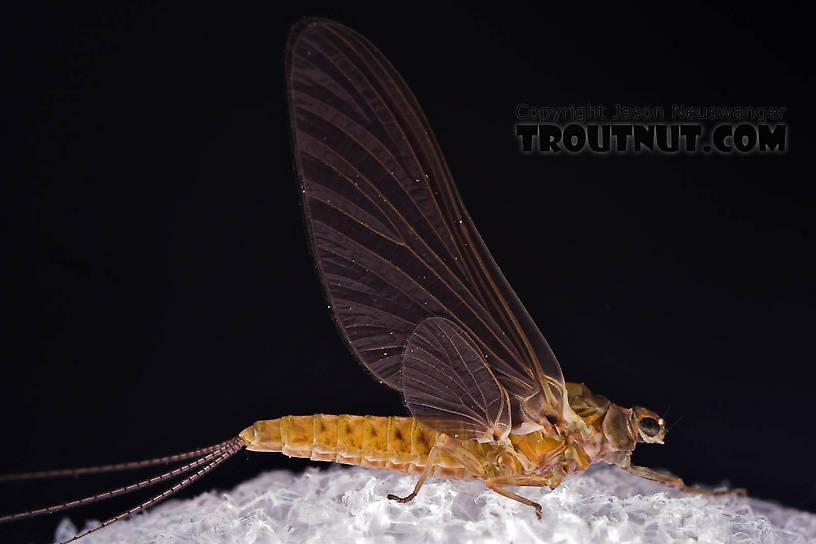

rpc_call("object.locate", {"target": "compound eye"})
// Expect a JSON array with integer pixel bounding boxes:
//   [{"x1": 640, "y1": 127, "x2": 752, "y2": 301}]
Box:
[{"x1": 639, "y1": 417, "x2": 661, "y2": 437}]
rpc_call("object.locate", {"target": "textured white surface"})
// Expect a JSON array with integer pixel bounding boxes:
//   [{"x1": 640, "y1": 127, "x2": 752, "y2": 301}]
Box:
[{"x1": 56, "y1": 464, "x2": 816, "y2": 544}]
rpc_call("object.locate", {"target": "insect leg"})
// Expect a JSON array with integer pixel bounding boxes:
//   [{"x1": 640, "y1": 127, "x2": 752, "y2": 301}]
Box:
[
  {"x1": 386, "y1": 445, "x2": 441, "y2": 504},
  {"x1": 485, "y1": 475, "x2": 552, "y2": 488},
  {"x1": 387, "y1": 435, "x2": 484, "y2": 504},
  {"x1": 484, "y1": 478, "x2": 545, "y2": 519},
  {"x1": 626, "y1": 464, "x2": 747, "y2": 496}
]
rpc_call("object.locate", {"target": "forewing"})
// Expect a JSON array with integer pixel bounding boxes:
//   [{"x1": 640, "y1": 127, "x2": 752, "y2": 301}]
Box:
[{"x1": 287, "y1": 18, "x2": 567, "y2": 423}]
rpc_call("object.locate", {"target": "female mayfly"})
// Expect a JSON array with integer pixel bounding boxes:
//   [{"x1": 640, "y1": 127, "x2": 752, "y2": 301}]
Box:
[{"x1": 0, "y1": 17, "x2": 743, "y2": 542}]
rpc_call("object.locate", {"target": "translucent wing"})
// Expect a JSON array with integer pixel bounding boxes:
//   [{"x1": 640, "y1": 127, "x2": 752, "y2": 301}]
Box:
[
  {"x1": 287, "y1": 18, "x2": 567, "y2": 432},
  {"x1": 403, "y1": 317, "x2": 511, "y2": 441}
]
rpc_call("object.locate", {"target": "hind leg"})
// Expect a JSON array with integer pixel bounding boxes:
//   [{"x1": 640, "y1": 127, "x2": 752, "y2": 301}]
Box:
[
  {"x1": 387, "y1": 434, "x2": 484, "y2": 503},
  {"x1": 386, "y1": 444, "x2": 441, "y2": 503}
]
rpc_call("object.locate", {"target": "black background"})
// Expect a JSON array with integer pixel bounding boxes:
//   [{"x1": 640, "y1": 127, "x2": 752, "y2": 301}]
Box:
[{"x1": 1, "y1": 2, "x2": 812, "y2": 542}]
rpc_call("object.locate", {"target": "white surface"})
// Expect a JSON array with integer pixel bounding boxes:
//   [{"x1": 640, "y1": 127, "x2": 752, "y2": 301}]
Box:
[{"x1": 56, "y1": 464, "x2": 816, "y2": 544}]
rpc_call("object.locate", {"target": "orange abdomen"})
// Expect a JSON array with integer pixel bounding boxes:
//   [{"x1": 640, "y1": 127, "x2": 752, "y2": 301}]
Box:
[{"x1": 239, "y1": 415, "x2": 477, "y2": 479}]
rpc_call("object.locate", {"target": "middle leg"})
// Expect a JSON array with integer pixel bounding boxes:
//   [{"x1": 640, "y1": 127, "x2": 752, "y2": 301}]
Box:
[{"x1": 484, "y1": 475, "x2": 553, "y2": 519}]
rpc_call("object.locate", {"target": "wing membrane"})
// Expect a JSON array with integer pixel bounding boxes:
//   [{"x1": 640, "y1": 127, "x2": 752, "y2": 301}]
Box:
[
  {"x1": 287, "y1": 18, "x2": 567, "y2": 428},
  {"x1": 403, "y1": 317, "x2": 511, "y2": 441}
]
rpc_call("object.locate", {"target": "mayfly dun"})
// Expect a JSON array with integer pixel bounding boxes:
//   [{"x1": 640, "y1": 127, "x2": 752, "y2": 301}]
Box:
[{"x1": 0, "y1": 17, "x2": 744, "y2": 542}]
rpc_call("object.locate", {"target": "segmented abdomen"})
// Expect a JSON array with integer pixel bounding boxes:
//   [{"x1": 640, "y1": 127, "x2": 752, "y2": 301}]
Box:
[{"x1": 239, "y1": 415, "x2": 474, "y2": 479}]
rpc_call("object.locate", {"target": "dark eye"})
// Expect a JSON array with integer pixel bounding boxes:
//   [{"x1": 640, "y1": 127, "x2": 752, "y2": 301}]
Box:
[{"x1": 639, "y1": 417, "x2": 661, "y2": 437}]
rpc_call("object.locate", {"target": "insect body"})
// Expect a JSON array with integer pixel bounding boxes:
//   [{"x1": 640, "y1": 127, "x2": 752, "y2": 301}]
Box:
[
  {"x1": 0, "y1": 17, "x2": 742, "y2": 542},
  {"x1": 239, "y1": 382, "x2": 675, "y2": 519}
]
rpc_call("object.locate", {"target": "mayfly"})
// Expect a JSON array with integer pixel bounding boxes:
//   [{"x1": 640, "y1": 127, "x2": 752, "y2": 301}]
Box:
[{"x1": 0, "y1": 17, "x2": 744, "y2": 542}]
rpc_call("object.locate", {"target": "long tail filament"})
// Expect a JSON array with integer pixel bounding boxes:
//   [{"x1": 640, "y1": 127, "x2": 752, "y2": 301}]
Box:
[
  {"x1": 0, "y1": 441, "x2": 233, "y2": 483},
  {"x1": 0, "y1": 437, "x2": 245, "y2": 543}
]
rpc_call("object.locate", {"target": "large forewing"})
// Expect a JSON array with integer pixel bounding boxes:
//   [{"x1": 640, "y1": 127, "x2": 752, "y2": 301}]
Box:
[
  {"x1": 403, "y1": 317, "x2": 511, "y2": 441},
  {"x1": 287, "y1": 18, "x2": 566, "y2": 421}
]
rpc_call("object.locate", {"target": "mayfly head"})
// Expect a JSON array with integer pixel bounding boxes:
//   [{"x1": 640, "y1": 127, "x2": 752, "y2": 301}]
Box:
[{"x1": 632, "y1": 406, "x2": 667, "y2": 444}]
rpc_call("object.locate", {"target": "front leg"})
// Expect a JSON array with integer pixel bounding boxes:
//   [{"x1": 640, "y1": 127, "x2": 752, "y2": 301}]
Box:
[{"x1": 626, "y1": 464, "x2": 746, "y2": 496}]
